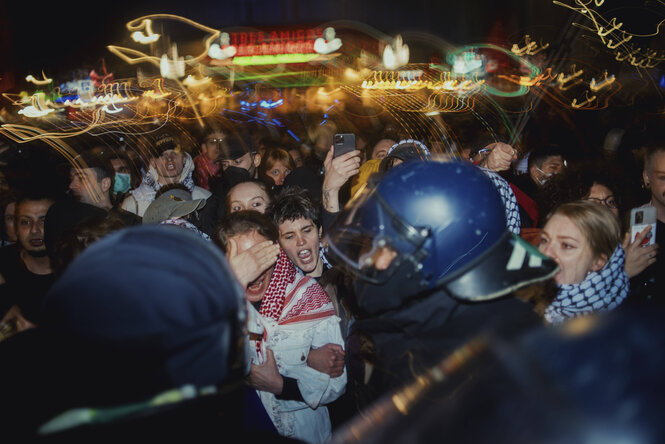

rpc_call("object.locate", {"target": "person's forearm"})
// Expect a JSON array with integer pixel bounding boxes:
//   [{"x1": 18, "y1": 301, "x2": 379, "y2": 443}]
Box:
[{"x1": 322, "y1": 186, "x2": 340, "y2": 213}]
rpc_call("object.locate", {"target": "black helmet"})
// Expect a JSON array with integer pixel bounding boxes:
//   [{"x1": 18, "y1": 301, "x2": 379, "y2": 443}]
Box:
[{"x1": 41, "y1": 225, "x2": 247, "y2": 392}]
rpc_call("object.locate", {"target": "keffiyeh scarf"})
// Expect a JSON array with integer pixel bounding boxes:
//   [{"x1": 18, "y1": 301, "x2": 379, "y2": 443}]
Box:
[
  {"x1": 545, "y1": 245, "x2": 629, "y2": 325},
  {"x1": 159, "y1": 218, "x2": 211, "y2": 241},
  {"x1": 481, "y1": 167, "x2": 521, "y2": 235},
  {"x1": 255, "y1": 250, "x2": 335, "y2": 355},
  {"x1": 140, "y1": 168, "x2": 195, "y2": 194},
  {"x1": 259, "y1": 250, "x2": 333, "y2": 324}
]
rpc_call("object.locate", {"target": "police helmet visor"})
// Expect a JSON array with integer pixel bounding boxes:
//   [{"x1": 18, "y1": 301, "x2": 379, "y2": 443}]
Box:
[{"x1": 326, "y1": 185, "x2": 429, "y2": 284}]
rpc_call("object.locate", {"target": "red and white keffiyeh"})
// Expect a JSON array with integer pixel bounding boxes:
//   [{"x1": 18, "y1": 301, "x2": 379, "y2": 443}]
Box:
[
  {"x1": 259, "y1": 249, "x2": 335, "y2": 325},
  {"x1": 253, "y1": 250, "x2": 336, "y2": 358}
]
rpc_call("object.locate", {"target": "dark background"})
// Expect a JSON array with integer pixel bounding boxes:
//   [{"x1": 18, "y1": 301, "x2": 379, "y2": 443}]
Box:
[{"x1": 0, "y1": 0, "x2": 567, "y2": 80}]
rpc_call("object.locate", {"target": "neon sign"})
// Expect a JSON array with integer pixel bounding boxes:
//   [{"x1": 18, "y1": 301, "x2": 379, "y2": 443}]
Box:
[{"x1": 227, "y1": 28, "x2": 324, "y2": 57}]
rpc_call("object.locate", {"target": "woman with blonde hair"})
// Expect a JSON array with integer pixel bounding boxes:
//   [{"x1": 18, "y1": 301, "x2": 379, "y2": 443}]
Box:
[{"x1": 539, "y1": 200, "x2": 629, "y2": 324}]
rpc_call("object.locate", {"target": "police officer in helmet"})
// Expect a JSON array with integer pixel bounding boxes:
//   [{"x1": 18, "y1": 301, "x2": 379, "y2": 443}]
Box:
[{"x1": 325, "y1": 160, "x2": 558, "y2": 406}]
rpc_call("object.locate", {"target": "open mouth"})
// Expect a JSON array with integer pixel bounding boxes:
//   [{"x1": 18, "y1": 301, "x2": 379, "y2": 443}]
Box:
[
  {"x1": 247, "y1": 270, "x2": 269, "y2": 295},
  {"x1": 29, "y1": 239, "x2": 44, "y2": 247},
  {"x1": 298, "y1": 249, "x2": 313, "y2": 264}
]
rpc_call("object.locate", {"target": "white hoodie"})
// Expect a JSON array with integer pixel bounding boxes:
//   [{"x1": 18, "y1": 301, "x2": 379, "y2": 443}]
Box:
[{"x1": 121, "y1": 153, "x2": 211, "y2": 217}]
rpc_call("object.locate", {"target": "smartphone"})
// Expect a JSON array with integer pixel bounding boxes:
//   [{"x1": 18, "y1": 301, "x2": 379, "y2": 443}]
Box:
[
  {"x1": 333, "y1": 133, "x2": 356, "y2": 158},
  {"x1": 630, "y1": 206, "x2": 657, "y2": 247}
]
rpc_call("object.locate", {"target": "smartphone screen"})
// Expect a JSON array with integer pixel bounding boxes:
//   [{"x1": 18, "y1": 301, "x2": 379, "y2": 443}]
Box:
[{"x1": 630, "y1": 206, "x2": 657, "y2": 247}]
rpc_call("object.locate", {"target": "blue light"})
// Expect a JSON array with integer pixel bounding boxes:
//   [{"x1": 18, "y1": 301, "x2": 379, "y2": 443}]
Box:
[
  {"x1": 55, "y1": 95, "x2": 79, "y2": 103},
  {"x1": 287, "y1": 129, "x2": 300, "y2": 142}
]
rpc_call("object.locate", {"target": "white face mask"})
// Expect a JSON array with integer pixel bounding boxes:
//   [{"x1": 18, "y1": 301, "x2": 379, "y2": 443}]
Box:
[{"x1": 536, "y1": 167, "x2": 553, "y2": 185}]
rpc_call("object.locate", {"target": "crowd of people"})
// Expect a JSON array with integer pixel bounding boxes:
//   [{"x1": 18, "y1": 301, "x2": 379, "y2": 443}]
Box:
[{"x1": 0, "y1": 114, "x2": 663, "y2": 442}]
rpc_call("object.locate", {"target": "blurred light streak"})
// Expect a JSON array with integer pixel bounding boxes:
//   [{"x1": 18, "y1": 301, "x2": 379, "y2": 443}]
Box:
[
  {"x1": 130, "y1": 19, "x2": 160, "y2": 44},
  {"x1": 25, "y1": 72, "x2": 52, "y2": 85}
]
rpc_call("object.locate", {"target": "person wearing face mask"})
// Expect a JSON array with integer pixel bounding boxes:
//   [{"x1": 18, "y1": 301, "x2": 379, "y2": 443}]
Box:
[
  {"x1": 538, "y1": 200, "x2": 629, "y2": 325},
  {"x1": 107, "y1": 151, "x2": 139, "y2": 198},
  {"x1": 509, "y1": 143, "x2": 567, "y2": 228},
  {"x1": 68, "y1": 151, "x2": 140, "y2": 227}
]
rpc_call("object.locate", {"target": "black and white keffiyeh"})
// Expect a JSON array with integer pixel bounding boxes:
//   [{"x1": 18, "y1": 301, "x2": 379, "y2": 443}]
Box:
[
  {"x1": 130, "y1": 153, "x2": 196, "y2": 203},
  {"x1": 480, "y1": 167, "x2": 521, "y2": 235},
  {"x1": 545, "y1": 245, "x2": 629, "y2": 325}
]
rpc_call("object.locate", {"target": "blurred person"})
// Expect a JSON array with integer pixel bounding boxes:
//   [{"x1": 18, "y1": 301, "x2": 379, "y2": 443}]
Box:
[
  {"x1": 107, "y1": 150, "x2": 140, "y2": 197},
  {"x1": 194, "y1": 128, "x2": 225, "y2": 191},
  {"x1": 69, "y1": 151, "x2": 141, "y2": 226},
  {"x1": 288, "y1": 147, "x2": 304, "y2": 168},
  {"x1": 218, "y1": 131, "x2": 262, "y2": 180},
  {"x1": 377, "y1": 139, "x2": 432, "y2": 174},
  {"x1": 1, "y1": 189, "x2": 19, "y2": 246},
  {"x1": 369, "y1": 138, "x2": 396, "y2": 160},
  {"x1": 217, "y1": 211, "x2": 346, "y2": 443},
  {"x1": 68, "y1": 151, "x2": 115, "y2": 210},
  {"x1": 629, "y1": 140, "x2": 665, "y2": 305},
  {"x1": 194, "y1": 131, "x2": 260, "y2": 239},
  {"x1": 304, "y1": 122, "x2": 337, "y2": 178},
  {"x1": 471, "y1": 142, "x2": 519, "y2": 173},
  {"x1": 121, "y1": 132, "x2": 211, "y2": 217},
  {"x1": 0, "y1": 225, "x2": 292, "y2": 442},
  {"x1": 226, "y1": 180, "x2": 272, "y2": 214},
  {"x1": 538, "y1": 200, "x2": 628, "y2": 325},
  {"x1": 47, "y1": 206, "x2": 125, "y2": 277},
  {"x1": 509, "y1": 143, "x2": 567, "y2": 227},
  {"x1": 260, "y1": 148, "x2": 295, "y2": 189}
]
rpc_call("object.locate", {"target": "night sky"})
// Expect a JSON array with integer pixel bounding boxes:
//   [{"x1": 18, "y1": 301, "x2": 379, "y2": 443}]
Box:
[{"x1": 1, "y1": 0, "x2": 573, "y2": 81}]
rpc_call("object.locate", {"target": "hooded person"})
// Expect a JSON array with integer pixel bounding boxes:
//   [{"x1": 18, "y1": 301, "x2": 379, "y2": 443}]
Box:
[
  {"x1": 325, "y1": 160, "x2": 558, "y2": 409},
  {"x1": 121, "y1": 132, "x2": 212, "y2": 217},
  {"x1": 0, "y1": 225, "x2": 295, "y2": 443}
]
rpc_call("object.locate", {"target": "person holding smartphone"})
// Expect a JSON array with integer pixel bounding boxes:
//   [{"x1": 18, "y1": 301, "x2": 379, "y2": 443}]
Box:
[{"x1": 628, "y1": 141, "x2": 665, "y2": 306}]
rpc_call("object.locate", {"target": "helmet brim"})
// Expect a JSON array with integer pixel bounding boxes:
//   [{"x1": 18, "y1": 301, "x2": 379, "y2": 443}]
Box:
[{"x1": 443, "y1": 232, "x2": 559, "y2": 301}]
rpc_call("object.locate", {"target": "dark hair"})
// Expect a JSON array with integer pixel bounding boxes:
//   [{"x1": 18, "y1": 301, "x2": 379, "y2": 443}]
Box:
[
  {"x1": 527, "y1": 143, "x2": 566, "y2": 170},
  {"x1": 538, "y1": 161, "x2": 620, "y2": 220},
  {"x1": 215, "y1": 210, "x2": 278, "y2": 252},
  {"x1": 16, "y1": 189, "x2": 57, "y2": 210},
  {"x1": 50, "y1": 215, "x2": 126, "y2": 276},
  {"x1": 72, "y1": 151, "x2": 116, "y2": 197},
  {"x1": 0, "y1": 189, "x2": 20, "y2": 245},
  {"x1": 268, "y1": 186, "x2": 321, "y2": 229}
]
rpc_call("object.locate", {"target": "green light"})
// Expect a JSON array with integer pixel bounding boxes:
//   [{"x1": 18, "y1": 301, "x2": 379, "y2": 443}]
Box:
[
  {"x1": 233, "y1": 53, "x2": 320, "y2": 66},
  {"x1": 445, "y1": 44, "x2": 541, "y2": 98}
]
